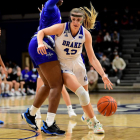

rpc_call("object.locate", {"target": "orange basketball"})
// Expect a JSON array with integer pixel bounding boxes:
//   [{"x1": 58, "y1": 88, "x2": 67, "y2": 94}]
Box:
[{"x1": 97, "y1": 96, "x2": 117, "y2": 116}]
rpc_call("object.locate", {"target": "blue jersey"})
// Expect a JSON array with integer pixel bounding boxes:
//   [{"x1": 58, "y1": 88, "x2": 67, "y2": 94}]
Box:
[
  {"x1": 37, "y1": 0, "x2": 61, "y2": 41},
  {"x1": 29, "y1": 0, "x2": 61, "y2": 68}
]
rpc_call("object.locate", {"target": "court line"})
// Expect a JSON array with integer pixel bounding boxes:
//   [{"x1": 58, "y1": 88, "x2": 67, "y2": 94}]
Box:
[
  {"x1": 0, "y1": 128, "x2": 39, "y2": 140},
  {"x1": 58, "y1": 124, "x2": 140, "y2": 128}
]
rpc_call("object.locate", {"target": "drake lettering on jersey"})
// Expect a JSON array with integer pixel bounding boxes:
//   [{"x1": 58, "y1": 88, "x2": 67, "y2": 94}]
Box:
[{"x1": 62, "y1": 40, "x2": 82, "y2": 48}]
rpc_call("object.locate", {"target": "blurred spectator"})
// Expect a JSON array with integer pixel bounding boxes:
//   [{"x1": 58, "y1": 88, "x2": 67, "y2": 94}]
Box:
[
  {"x1": 87, "y1": 66, "x2": 98, "y2": 92},
  {"x1": 104, "y1": 32, "x2": 111, "y2": 42},
  {"x1": 28, "y1": 68, "x2": 38, "y2": 94},
  {"x1": 111, "y1": 30, "x2": 121, "y2": 53},
  {"x1": 112, "y1": 54, "x2": 126, "y2": 84},
  {"x1": 123, "y1": 6, "x2": 130, "y2": 17},
  {"x1": 13, "y1": 70, "x2": 26, "y2": 96},
  {"x1": 22, "y1": 66, "x2": 30, "y2": 80},
  {"x1": 0, "y1": 68, "x2": 11, "y2": 97},
  {"x1": 5, "y1": 61, "x2": 10, "y2": 69},
  {"x1": 121, "y1": 14, "x2": 129, "y2": 30},
  {"x1": 111, "y1": 30, "x2": 120, "y2": 44},
  {"x1": 95, "y1": 51, "x2": 103, "y2": 60},
  {"x1": 135, "y1": 10, "x2": 140, "y2": 29},
  {"x1": 95, "y1": 31, "x2": 104, "y2": 43},
  {"x1": 100, "y1": 54, "x2": 111, "y2": 75},
  {"x1": 110, "y1": 19, "x2": 120, "y2": 32},
  {"x1": 6, "y1": 67, "x2": 21, "y2": 96},
  {"x1": 101, "y1": 22, "x2": 110, "y2": 36},
  {"x1": 12, "y1": 61, "x2": 19, "y2": 73},
  {"x1": 100, "y1": 7, "x2": 111, "y2": 24},
  {"x1": 102, "y1": 32, "x2": 112, "y2": 54},
  {"x1": 129, "y1": 15, "x2": 136, "y2": 30},
  {"x1": 21, "y1": 66, "x2": 30, "y2": 93},
  {"x1": 113, "y1": 11, "x2": 120, "y2": 22},
  {"x1": 94, "y1": 31, "x2": 103, "y2": 53}
]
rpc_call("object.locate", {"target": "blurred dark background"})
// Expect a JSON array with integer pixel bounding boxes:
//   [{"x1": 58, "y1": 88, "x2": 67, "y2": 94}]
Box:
[
  {"x1": 0, "y1": 0, "x2": 139, "y2": 66},
  {"x1": 0, "y1": 0, "x2": 140, "y2": 91},
  {"x1": 0, "y1": 0, "x2": 139, "y2": 15}
]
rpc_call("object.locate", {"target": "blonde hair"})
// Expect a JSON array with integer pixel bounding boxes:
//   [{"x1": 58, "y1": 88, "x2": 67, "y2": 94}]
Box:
[{"x1": 70, "y1": 2, "x2": 98, "y2": 30}]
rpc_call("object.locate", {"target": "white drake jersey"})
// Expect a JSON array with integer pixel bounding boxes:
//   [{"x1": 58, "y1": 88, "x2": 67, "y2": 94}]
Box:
[{"x1": 55, "y1": 22, "x2": 85, "y2": 60}]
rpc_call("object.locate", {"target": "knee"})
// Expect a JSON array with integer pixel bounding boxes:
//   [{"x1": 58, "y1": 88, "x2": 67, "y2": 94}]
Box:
[{"x1": 75, "y1": 86, "x2": 90, "y2": 106}]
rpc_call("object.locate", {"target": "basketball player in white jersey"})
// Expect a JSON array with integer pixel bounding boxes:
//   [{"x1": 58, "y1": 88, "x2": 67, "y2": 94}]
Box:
[{"x1": 37, "y1": 3, "x2": 113, "y2": 134}]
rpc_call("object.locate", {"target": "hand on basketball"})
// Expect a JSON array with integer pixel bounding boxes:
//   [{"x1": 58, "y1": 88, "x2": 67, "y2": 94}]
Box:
[
  {"x1": 102, "y1": 75, "x2": 113, "y2": 90},
  {"x1": 37, "y1": 44, "x2": 48, "y2": 55}
]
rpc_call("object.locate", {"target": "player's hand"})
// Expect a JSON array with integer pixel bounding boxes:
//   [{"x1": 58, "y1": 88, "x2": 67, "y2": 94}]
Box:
[
  {"x1": 38, "y1": 4, "x2": 44, "y2": 13},
  {"x1": 102, "y1": 75, "x2": 113, "y2": 90},
  {"x1": 37, "y1": 44, "x2": 48, "y2": 55}
]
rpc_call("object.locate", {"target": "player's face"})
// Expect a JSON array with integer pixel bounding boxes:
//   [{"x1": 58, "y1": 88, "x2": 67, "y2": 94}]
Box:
[
  {"x1": 70, "y1": 14, "x2": 83, "y2": 29},
  {"x1": 57, "y1": 0, "x2": 63, "y2": 6}
]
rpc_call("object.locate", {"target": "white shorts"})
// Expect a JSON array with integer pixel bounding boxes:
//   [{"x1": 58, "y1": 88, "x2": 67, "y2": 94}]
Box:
[{"x1": 59, "y1": 55, "x2": 88, "y2": 86}]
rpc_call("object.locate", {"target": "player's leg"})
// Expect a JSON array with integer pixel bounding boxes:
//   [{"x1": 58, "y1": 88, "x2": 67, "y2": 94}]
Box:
[
  {"x1": 38, "y1": 61, "x2": 65, "y2": 135},
  {"x1": 23, "y1": 37, "x2": 65, "y2": 135},
  {"x1": 21, "y1": 67, "x2": 50, "y2": 131},
  {"x1": 63, "y1": 73, "x2": 104, "y2": 134},
  {"x1": 61, "y1": 85, "x2": 77, "y2": 117},
  {"x1": 35, "y1": 76, "x2": 44, "y2": 119},
  {"x1": 35, "y1": 78, "x2": 77, "y2": 118},
  {"x1": 81, "y1": 84, "x2": 103, "y2": 131}
]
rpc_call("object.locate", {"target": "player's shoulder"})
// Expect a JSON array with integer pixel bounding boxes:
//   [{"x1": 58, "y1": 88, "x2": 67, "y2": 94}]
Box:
[
  {"x1": 83, "y1": 27, "x2": 91, "y2": 36},
  {"x1": 83, "y1": 27, "x2": 92, "y2": 41}
]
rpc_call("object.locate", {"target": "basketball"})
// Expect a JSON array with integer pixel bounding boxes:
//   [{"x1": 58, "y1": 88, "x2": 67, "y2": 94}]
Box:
[{"x1": 97, "y1": 96, "x2": 117, "y2": 116}]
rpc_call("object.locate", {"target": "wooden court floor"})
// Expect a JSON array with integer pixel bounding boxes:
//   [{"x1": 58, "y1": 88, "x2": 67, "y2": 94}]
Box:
[{"x1": 0, "y1": 93, "x2": 140, "y2": 140}]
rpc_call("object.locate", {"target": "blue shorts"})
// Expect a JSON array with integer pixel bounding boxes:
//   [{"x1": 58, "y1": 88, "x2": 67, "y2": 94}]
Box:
[{"x1": 28, "y1": 36, "x2": 58, "y2": 68}]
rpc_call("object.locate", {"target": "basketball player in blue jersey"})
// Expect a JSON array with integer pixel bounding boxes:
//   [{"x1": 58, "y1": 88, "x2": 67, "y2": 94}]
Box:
[
  {"x1": 21, "y1": 0, "x2": 65, "y2": 135},
  {"x1": 0, "y1": 55, "x2": 7, "y2": 124},
  {"x1": 37, "y1": 2, "x2": 113, "y2": 134},
  {"x1": 35, "y1": 4, "x2": 77, "y2": 119}
]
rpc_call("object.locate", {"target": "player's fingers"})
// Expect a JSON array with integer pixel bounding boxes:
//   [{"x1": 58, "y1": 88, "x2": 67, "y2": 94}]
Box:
[
  {"x1": 107, "y1": 84, "x2": 110, "y2": 90},
  {"x1": 41, "y1": 48, "x2": 45, "y2": 54},
  {"x1": 42, "y1": 49, "x2": 45, "y2": 55},
  {"x1": 37, "y1": 49, "x2": 40, "y2": 54},
  {"x1": 110, "y1": 82, "x2": 114, "y2": 86},
  {"x1": 42, "y1": 4, "x2": 44, "y2": 9},
  {"x1": 38, "y1": 7, "x2": 41, "y2": 12},
  {"x1": 109, "y1": 84, "x2": 113, "y2": 89},
  {"x1": 40, "y1": 49, "x2": 44, "y2": 55},
  {"x1": 104, "y1": 83, "x2": 106, "y2": 89},
  {"x1": 43, "y1": 48, "x2": 47, "y2": 54}
]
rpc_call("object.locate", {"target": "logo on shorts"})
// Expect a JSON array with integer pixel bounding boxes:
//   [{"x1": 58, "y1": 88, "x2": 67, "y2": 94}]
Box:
[
  {"x1": 84, "y1": 76, "x2": 87, "y2": 81},
  {"x1": 46, "y1": 52, "x2": 54, "y2": 59}
]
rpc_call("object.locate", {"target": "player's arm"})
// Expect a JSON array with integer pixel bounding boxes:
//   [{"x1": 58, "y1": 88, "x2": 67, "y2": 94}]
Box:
[
  {"x1": 84, "y1": 29, "x2": 113, "y2": 90},
  {"x1": 45, "y1": 0, "x2": 60, "y2": 10},
  {"x1": 0, "y1": 55, "x2": 6, "y2": 69},
  {"x1": 37, "y1": 23, "x2": 64, "y2": 55},
  {"x1": 0, "y1": 55, "x2": 7, "y2": 77}
]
